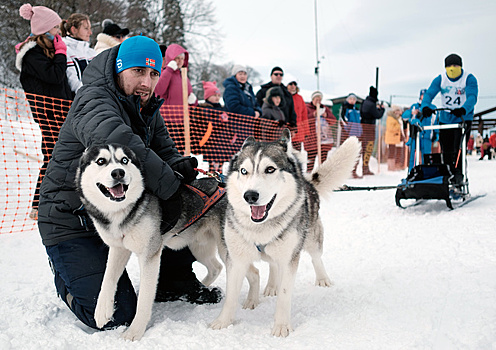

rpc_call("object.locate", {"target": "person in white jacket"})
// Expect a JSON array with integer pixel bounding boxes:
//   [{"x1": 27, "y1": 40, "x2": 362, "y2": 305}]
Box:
[
  {"x1": 60, "y1": 13, "x2": 96, "y2": 97},
  {"x1": 94, "y1": 19, "x2": 129, "y2": 54}
]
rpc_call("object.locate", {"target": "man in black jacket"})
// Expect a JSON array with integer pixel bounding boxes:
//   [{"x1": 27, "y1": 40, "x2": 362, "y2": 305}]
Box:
[
  {"x1": 360, "y1": 86, "x2": 385, "y2": 175},
  {"x1": 255, "y1": 66, "x2": 297, "y2": 126},
  {"x1": 38, "y1": 36, "x2": 221, "y2": 331}
]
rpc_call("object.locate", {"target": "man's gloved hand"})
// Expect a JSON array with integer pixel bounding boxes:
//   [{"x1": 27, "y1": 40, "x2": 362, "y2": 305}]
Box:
[
  {"x1": 53, "y1": 35, "x2": 67, "y2": 55},
  {"x1": 171, "y1": 156, "x2": 198, "y2": 183},
  {"x1": 167, "y1": 60, "x2": 178, "y2": 71},
  {"x1": 451, "y1": 107, "x2": 466, "y2": 118},
  {"x1": 422, "y1": 106, "x2": 434, "y2": 118}
]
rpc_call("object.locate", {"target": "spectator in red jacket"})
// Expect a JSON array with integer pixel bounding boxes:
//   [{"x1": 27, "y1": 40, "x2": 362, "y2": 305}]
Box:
[
  {"x1": 489, "y1": 132, "x2": 496, "y2": 149},
  {"x1": 305, "y1": 91, "x2": 337, "y2": 171},
  {"x1": 287, "y1": 81, "x2": 309, "y2": 149},
  {"x1": 155, "y1": 43, "x2": 198, "y2": 122}
]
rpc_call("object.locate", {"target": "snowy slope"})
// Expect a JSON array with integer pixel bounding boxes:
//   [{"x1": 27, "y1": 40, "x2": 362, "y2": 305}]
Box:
[{"x1": 1, "y1": 156, "x2": 495, "y2": 350}]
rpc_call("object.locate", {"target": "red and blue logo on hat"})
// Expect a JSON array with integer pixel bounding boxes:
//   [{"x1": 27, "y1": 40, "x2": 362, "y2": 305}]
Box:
[{"x1": 146, "y1": 58, "x2": 156, "y2": 67}]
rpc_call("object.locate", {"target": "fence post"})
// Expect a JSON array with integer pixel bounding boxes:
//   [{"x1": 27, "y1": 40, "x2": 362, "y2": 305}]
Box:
[
  {"x1": 181, "y1": 67, "x2": 191, "y2": 156},
  {"x1": 316, "y1": 102, "x2": 322, "y2": 166}
]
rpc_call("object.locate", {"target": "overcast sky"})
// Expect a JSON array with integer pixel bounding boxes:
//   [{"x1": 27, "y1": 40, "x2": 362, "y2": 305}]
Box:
[{"x1": 210, "y1": 0, "x2": 496, "y2": 112}]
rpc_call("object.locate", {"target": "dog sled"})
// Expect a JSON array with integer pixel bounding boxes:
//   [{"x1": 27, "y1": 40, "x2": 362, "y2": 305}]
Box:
[{"x1": 395, "y1": 116, "x2": 472, "y2": 209}]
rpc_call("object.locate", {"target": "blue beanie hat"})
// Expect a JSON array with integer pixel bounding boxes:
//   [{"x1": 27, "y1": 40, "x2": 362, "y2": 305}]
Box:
[{"x1": 115, "y1": 36, "x2": 163, "y2": 76}]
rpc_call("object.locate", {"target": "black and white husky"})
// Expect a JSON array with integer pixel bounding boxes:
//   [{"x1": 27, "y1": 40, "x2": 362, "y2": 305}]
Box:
[
  {"x1": 76, "y1": 144, "x2": 226, "y2": 341},
  {"x1": 210, "y1": 130, "x2": 361, "y2": 337}
]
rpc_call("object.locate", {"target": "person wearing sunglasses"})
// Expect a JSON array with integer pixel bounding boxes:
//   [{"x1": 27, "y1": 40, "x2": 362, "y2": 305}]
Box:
[
  {"x1": 94, "y1": 19, "x2": 129, "y2": 54},
  {"x1": 255, "y1": 66, "x2": 297, "y2": 127}
]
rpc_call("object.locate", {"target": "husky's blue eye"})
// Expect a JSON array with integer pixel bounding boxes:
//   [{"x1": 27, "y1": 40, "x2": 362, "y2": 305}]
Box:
[
  {"x1": 121, "y1": 157, "x2": 129, "y2": 165},
  {"x1": 240, "y1": 168, "x2": 247, "y2": 175},
  {"x1": 96, "y1": 158, "x2": 106, "y2": 166},
  {"x1": 265, "y1": 166, "x2": 276, "y2": 174}
]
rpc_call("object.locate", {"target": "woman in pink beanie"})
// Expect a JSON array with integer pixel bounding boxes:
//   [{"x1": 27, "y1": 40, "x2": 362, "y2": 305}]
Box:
[{"x1": 16, "y1": 3, "x2": 72, "y2": 220}]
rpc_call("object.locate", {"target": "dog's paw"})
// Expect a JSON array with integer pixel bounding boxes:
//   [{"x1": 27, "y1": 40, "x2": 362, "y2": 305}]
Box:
[
  {"x1": 210, "y1": 317, "x2": 232, "y2": 330},
  {"x1": 122, "y1": 324, "x2": 145, "y2": 341},
  {"x1": 242, "y1": 297, "x2": 259, "y2": 310},
  {"x1": 94, "y1": 297, "x2": 115, "y2": 328},
  {"x1": 315, "y1": 278, "x2": 332, "y2": 287},
  {"x1": 271, "y1": 323, "x2": 293, "y2": 337},
  {"x1": 263, "y1": 285, "x2": 277, "y2": 297}
]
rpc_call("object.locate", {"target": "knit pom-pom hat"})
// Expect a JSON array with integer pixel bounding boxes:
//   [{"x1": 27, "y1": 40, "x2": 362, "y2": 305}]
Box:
[
  {"x1": 19, "y1": 3, "x2": 62, "y2": 36},
  {"x1": 203, "y1": 81, "x2": 220, "y2": 100}
]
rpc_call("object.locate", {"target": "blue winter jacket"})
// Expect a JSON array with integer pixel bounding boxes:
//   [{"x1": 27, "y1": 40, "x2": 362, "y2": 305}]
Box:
[
  {"x1": 343, "y1": 106, "x2": 362, "y2": 137},
  {"x1": 421, "y1": 70, "x2": 478, "y2": 123},
  {"x1": 222, "y1": 75, "x2": 261, "y2": 117}
]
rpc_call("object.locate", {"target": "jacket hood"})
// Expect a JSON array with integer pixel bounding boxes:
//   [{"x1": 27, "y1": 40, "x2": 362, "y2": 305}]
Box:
[
  {"x1": 15, "y1": 41, "x2": 37, "y2": 71},
  {"x1": 165, "y1": 44, "x2": 189, "y2": 67},
  {"x1": 81, "y1": 45, "x2": 121, "y2": 94},
  {"x1": 223, "y1": 75, "x2": 250, "y2": 89}
]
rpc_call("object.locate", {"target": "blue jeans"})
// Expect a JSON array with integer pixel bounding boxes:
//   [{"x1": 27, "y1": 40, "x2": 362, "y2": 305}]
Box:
[{"x1": 46, "y1": 235, "x2": 195, "y2": 329}]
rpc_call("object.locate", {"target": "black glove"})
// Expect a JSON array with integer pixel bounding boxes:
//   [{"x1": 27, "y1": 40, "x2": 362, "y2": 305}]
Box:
[
  {"x1": 170, "y1": 156, "x2": 198, "y2": 183},
  {"x1": 451, "y1": 107, "x2": 466, "y2": 118},
  {"x1": 422, "y1": 106, "x2": 434, "y2": 118}
]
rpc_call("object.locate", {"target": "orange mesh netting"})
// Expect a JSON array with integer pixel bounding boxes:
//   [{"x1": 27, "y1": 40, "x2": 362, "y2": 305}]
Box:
[{"x1": 1, "y1": 87, "x2": 398, "y2": 234}]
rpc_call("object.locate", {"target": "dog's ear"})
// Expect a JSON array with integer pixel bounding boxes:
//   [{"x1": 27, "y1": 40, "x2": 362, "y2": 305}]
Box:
[
  {"x1": 242, "y1": 136, "x2": 256, "y2": 149},
  {"x1": 278, "y1": 128, "x2": 293, "y2": 153},
  {"x1": 227, "y1": 153, "x2": 239, "y2": 174}
]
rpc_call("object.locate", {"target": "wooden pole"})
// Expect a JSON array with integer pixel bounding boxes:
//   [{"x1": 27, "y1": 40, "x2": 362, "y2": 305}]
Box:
[
  {"x1": 13, "y1": 148, "x2": 42, "y2": 162},
  {"x1": 316, "y1": 102, "x2": 322, "y2": 166},
  {"x1": 377, "y1": 123, "x2": 381, "y2": 174},
  {"x1": 181, "y1": 67, "x2": 191, "y2": 156}
]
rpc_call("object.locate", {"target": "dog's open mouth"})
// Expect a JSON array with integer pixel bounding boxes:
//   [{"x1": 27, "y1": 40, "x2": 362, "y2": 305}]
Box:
[
  {"x1": 250, "y1": 195, "x2": 276, "y2": 223},
  {"x1": 97, "y1": 183, "x2": 129, "y2": 202}
]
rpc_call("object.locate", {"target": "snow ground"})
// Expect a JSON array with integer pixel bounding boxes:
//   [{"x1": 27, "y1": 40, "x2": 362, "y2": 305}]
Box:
[{"x1": 1, "y1": 156, "x2": 495, "y2": 350}]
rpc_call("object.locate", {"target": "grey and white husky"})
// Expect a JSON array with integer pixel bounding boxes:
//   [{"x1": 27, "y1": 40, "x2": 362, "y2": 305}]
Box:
[
  {"x1": 76, "y1": 144, "x2": 226, "y2": 341},
  {"x1": 210, "y1": 130, "x2": 361, "y2": 337}
]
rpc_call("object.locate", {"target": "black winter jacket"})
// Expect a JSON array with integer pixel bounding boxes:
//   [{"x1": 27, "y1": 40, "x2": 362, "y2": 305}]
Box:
[
  {"x1": 38, "y1": 46, "x2": 184, "y2": 246},
  {"x1": 16, "y1": 41, "x2": 72, "y2": 100},
  {"x1": 360, "y1": 96, "x2": 385, "y2": 125},
  {"x1": 256, "y1": 82, "x2": 297, "y2": 125}
]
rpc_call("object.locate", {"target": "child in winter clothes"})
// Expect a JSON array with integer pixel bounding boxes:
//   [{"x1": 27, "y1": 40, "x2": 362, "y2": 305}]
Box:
[
  {"x1": 16, "y1": 3, "x2": 72, "y2": 220},
  {"x1": 341, "y1": 93, "x2": 362, "y2": 178},
  {"x1": 60, "y1": 13, "x2": 97, "y2": 96},
  {"x1": 262, "y1": 87, "x2": 286, "y2": 123},
  {"x1": 305, "y1": 91, "x2": 337, "y2": 171},
  {"x1": 155, "y1": 44, "x2": 198, "y2": 123},
  {"x1": 197, "y1": 81, "x2": 235, "y2": 171}
]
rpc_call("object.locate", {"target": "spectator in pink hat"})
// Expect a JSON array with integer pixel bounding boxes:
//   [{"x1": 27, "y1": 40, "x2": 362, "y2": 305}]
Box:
[
  {"x1": 196, "y1": 81, "x2": 236, "y2": 172},
  {"x1": 16, "y1": 3, "x2": 72, "y2": 220}
]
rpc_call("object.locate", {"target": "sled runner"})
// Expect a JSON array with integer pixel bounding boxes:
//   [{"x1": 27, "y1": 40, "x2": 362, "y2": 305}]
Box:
[{"x1": 395, "y1": 119, "x2": 471, "y2": 209}]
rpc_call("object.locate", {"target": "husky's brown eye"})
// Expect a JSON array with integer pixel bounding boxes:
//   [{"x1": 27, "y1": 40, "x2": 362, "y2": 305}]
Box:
[
  {"x1": 121, "y1": 157, "x2": 129, "y2": 165},
  {"x1": 96, "y1": 158, "x2": 106, "y2": 166},
  {"x1": 265, "y1": 166, "x2": 275, "y2": 174}
]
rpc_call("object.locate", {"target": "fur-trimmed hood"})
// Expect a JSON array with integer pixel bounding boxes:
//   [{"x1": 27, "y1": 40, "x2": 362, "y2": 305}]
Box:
[
  {"x1": 94, "y1": 33, "x2": 120, "y2": 54},
  {"x1": 15, "y1": 41, "x2": 37, "y2": 71}
]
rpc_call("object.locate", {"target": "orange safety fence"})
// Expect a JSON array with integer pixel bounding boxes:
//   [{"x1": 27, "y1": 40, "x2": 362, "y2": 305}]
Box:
[{"x1": 1, "y1": 87, "x2": 396, "y2": 234}]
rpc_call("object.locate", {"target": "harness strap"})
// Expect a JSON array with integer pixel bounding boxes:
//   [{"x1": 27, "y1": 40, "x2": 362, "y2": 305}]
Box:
[{"x1": 175, "y1": 184, "x2": 226, "y2": 235}]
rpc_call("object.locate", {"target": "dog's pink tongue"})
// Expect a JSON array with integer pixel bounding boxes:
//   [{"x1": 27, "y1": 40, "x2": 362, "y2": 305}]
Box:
[
  {"x1": 109, "y1": 184, "x2": 125, "y2": 198},
  {"x1": 251, "y1": 205, "x2": 266, "y2": 220}
]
